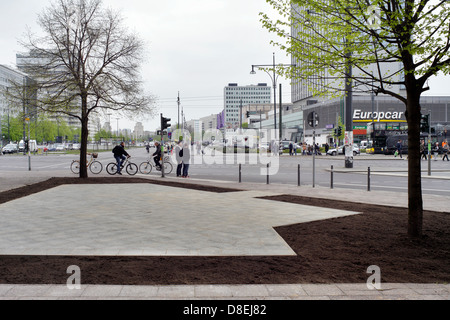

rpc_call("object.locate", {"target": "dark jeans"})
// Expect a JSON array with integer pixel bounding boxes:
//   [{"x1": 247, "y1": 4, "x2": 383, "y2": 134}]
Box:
[
  {"x1": 182, "y1": 163, "x2": 190, "y2": 177},
  {"x1": 115, "y1": 155, "x2": 125, "y2": 172},
  {"x1": 154, "y1": 155, "x2": 161, "y2": 167},
  {"x1": 176, "y1": 163, "x2": 183, "y2": 176}
]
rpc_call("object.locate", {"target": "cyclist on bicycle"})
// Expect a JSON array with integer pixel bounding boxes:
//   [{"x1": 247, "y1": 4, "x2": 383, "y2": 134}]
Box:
[
  {"x1": 153, "y1": 141, "x2": 162, "y2": 169},
  {"x1": 112, "y1": 142, "x2": 130, "y2": 175}
]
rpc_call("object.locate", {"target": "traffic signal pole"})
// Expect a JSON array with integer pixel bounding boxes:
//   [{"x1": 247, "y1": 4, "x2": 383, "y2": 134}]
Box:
[{"x1": 160, "y1": 113, "x2": 172, "y2": 178}]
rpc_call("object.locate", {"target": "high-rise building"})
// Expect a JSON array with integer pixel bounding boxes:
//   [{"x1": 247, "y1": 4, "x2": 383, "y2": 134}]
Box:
[
  {"x1": 224, "y1": 83, "x2": 271, "y2": 130},
  {"x1": 0, "y1": 64, "x2": 37, "y2": 145},
  {"x1": 16, "y1": 52, "x2": 100, "y2": 142}
]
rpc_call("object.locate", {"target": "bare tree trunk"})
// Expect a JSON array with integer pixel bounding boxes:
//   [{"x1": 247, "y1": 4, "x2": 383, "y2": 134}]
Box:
[
  {"x1": 407, "y1": 94, "x2": 423, "y2": 238},
  {"x1": 79, "y1": 98, "x2": 89, "y2": 179}
]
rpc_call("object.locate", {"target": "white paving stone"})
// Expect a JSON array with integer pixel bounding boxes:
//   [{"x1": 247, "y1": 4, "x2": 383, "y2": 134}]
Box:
[{"x1": 0, "y1": 184, "x2": 360, "y2": 256}]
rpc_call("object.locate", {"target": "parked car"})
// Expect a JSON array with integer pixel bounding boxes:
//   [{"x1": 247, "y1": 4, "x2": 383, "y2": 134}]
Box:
[
  {"x1": 2, "y1": 144, "x2": 18, "y2": 154},
  {"x1": 55, "y1": 144, "x2": 65, "y2": 151},
  {"x1": 327, "y1": 145, "x2": 360, "y2": 156}
]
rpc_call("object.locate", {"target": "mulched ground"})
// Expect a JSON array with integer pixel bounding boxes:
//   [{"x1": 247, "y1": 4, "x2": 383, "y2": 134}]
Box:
[{"x1": 0, "y1": 177, "x2": 448, "y2": 285}]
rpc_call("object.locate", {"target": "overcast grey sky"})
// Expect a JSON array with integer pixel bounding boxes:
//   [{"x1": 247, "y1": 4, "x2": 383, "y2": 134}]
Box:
[{"x1": 0, "y1": 0, "x2": 449, "y2": 132}]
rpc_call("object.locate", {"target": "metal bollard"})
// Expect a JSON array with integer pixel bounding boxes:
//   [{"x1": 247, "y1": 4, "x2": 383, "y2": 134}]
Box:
[
  {"x1": 368, "y1": 167, "x2": 371, "y2": 191},
  {"x1": 267, "y1": 163, "x2": 270, "y2": 185},
  {"x1": 239, "y1": 164, "x2": 242, "y2": 183},
  {"x1": 331, "y1": 165, "x2": 334, "y2": 189},
  {"x1": 298, "y1": 164, "x2": 301, "y2": 186}
]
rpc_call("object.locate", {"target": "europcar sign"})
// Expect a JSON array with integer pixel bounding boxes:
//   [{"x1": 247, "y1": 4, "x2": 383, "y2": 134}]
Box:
[{"x1": 353, "y1": 109, "x2": 405, "y2": 122}]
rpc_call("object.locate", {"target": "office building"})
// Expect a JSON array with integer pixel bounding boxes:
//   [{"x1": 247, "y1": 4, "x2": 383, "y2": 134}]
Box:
[{"x1": 224, "y1": 83, "x2": 271, "y2": 130}]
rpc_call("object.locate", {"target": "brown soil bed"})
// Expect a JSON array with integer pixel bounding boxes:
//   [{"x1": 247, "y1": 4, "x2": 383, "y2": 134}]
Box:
[{"x1": 0, "y1": 177, "x2": 448, "y2": 285}]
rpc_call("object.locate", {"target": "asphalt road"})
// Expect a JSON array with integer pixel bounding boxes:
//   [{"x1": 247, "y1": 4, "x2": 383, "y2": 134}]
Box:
[{"x1": 1, "y1": 147, "x2": 450, "y2": 196}]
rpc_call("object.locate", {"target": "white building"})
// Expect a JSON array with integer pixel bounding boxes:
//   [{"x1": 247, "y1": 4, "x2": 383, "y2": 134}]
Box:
[
  {"x1": 224, "y1": 83, "x2": 271, "y2": 129},
  {"x1": 133, "y1": 122, "x2": 144, "y2": 140},
  {"x1": 0, "y1": 64, "x2": 36, "y2": 145}
]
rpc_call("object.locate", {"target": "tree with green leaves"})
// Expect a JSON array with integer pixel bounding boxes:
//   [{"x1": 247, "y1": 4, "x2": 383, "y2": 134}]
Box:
[
  {"x1": 17, "y1": 0, "x2": 155, "y2": 178},
  {"x1": 261, "y1": 0, "x2": 450, "y2": 238}
]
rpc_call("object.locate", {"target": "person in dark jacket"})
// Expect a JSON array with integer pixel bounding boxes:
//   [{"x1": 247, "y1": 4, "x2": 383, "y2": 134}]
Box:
[
  {"x1": 396, "y1": 140, "x2": 403, "y2": 159},
  {"x1": 153, "y1": 141, "x2": 162, "y2": 169},
  {"x1": 112, "y1": 142, "x2": 130, "y2": 175}
]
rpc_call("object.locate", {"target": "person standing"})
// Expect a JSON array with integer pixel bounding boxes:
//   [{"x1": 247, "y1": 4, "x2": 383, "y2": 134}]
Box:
[
  {"x1": 182, "y1": 142, "x2": 190, "y2": 178},
  {"x1": 289, "y1": 142, "x2": 293, "y2": 156},
  {"x1": 112, "y1": 142, "x2": 130, "y2": 175},
  {"x1": 420, "y1": 140, "x2": 427, "y2": 160},
  {"x1": 395, "y1": 140, "x2": 403, "y2": 158},
  {"x1": 175, "y1": 141, "x2": 184, "y2": 177},
  {"x1": 433, "y1": 142, "x2": 439, "y2": 161},
  {"x1": 442, "y1": 139, "x2": 449, "y2": 161}
]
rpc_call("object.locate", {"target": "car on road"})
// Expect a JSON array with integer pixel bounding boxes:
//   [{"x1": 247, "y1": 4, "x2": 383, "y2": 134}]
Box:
[
  {"x1": 2, "y1": 144, "x2": 18, "y2": 154},
  {"x1": 327, "y1": 145, "x2": 360, "y2": 156},
  {"x1": 55, "y1": 144, "x2": 66, "y2": 151},
  {"x1": 71, "y1": 143, "x2": 81, "y2": 150}
]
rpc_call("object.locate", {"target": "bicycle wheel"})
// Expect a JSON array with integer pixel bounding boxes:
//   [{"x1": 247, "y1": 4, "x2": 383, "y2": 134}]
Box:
[
  {"x1": 106, "y1": 162, "x2": 118, "y2": 175},
  {"x1": 126, "y1": 163, "x2": 138, "y2": 176},
  {"x1": 139, "y1": 161, "x2": 152, "y2": 174},
  {"x1": 89, "y1": 161, "x2": 103, "y2": 174},
  {"x1": 70, "y1": 161, "x2": 80, "y2": 174},
  {"x1": 163, "y1": 161, "x2": 173, "y2": 174}
]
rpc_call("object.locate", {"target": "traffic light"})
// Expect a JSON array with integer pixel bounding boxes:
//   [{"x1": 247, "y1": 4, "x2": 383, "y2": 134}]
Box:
[
  {"x1": 334, "y1": 128, "x2": 338, "y2": 136},
  {"x1": 161, "y1": 114, "x2": 171, "y2": 130},
  {"x1": 246, "y1": 111, "x2": 250, "y2": 118},
  {"x1": 337, "y1": 127, "x2": 343, "y2": 136},
  {"x1": 420, "y1": 114, "x2": 430, "y2": 132}
]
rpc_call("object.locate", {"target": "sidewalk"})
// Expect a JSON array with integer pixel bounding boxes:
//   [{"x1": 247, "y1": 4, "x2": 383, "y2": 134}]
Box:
[
  {"x1": 0, "y1": 172, "x2": 448, "y2": 300},
  {"x1": 1, "y1": 283, "x2": 448, "y2": 300}
]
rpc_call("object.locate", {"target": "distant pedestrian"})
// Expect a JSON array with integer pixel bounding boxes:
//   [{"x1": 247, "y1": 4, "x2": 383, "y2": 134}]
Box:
[
  {"x1": 433, "y1": 142, "x2": 439, "y2": 161},
  {"x1": 395, "y1": 140, "x2": 403, "y2": 158},
  {"x1": 289, "y1": 142, "x2": 293, "y2": 156},
  {"x1": 302, "y1": 143, "x2": 307, "y2": 156},
  {"x1": 182, "y1": 142, "x2": 190, "y2": 178},
  {"x1": 420, "y1": 140, "x2": 427, "y2": 160},
  {"x1": 325, "y1": 143, "x2": 329, "y2": 154},
  {"x1": 175, "y1": 141, "x2": 183, "y2": 177},
  {"x1": 442, "y1": 140, "x2": 449, "y2": 161}
]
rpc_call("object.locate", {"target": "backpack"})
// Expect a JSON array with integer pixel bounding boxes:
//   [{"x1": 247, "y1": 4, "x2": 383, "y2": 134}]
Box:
[{"x1": 179, "y1": 149, "x2": 183, "y2": 157}]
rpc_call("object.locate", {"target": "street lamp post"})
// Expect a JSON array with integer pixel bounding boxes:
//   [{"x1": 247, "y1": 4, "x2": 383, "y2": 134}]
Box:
[{"x1": 251, "y1": 53, "x2": 295, "y2": 149}]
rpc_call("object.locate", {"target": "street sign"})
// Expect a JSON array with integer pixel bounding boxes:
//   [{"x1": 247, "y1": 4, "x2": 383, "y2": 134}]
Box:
[{"x1": 308, "y1": 112, "x2": 319, "y2": 128}]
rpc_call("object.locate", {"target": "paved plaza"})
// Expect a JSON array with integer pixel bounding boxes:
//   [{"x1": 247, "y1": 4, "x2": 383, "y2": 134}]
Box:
[
  {"x1": 0, "y1": 172, "x2": 448, "y2": 300},
  {"x1": 0, "y1": 184, "x2": 359, "y2": 256}
]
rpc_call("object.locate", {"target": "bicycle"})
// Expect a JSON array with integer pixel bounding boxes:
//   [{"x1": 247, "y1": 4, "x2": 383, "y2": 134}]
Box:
[
  {"x1": 70, "y1": 153, "x2": 103, "y2": 174},
  {"x1": 139, "y1": 155, "x2": 173, "y2": 175},
  {"x1": 106, "y1": 156, "x2": 138, "y2": 175}
]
